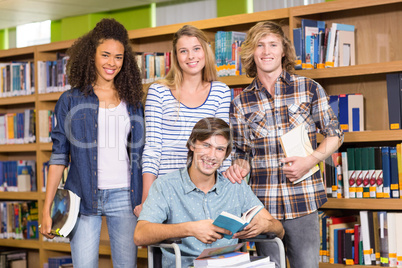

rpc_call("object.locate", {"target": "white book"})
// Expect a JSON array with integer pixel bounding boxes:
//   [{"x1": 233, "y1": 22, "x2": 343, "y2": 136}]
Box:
[
  {"x1": 359, "y1": 211, "x2": 372, "y2": 265},
  {"x1": 279, "y1": 123, "x2": 319, "y2": 184},
  {"x1": 388, "y1": 212, "x2": 397, "y2": 267},
  {"x1": 341, "y1": 152, "x2": 350, "y2": 198}
]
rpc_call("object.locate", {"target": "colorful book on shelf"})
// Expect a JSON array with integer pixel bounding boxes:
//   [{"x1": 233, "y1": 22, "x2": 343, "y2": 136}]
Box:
[
  {"x1": 377, "y1": 211, "x2": 389, "y2": 266},
  {"x1": 212, "y1": 205, "x2": 263, "y2": 239},
  {"x1": 50, "y1": 188, "x2": 80, "y2": 237},
  {"x1": 325, "y1": 23, "x2": 355, "y2": 68},
  {"x1": 279, "y1": 123, "x2": 320, "y2": 184},
  {"x1": 332, "y1": 152, "x2": 343, "y2": 199},
  {"x1": 371, "y1": 211, "x2": 381, "y2": 265},
  {"x1": 300, "y1": 19, "x2": 325, "y2": 70}
]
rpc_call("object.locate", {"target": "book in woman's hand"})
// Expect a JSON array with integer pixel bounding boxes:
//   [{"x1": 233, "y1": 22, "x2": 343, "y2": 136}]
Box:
[
  {"x1": 50, "y1": 188, "x2": 81, "y2": 237},
  {"x1": 212, "y1": 205, "x2": 264, "y2": 239}
]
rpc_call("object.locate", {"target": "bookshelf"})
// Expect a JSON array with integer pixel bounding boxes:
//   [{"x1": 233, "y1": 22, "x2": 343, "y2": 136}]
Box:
[{"x1": 0, "y1": 0, "x2": 401, "y2": 267}]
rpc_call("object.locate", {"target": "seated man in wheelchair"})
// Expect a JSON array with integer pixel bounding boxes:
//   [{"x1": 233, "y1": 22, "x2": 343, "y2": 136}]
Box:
[{"x1": 134, "y1": 117, "x2": 284, "y2": 268}]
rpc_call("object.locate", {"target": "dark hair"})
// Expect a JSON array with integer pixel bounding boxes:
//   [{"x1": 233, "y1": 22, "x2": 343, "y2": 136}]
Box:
[
  {"x1": 186, "y1": 117, "x2": 232, "y2": 165},
  {"x1": 66, "y1": 18, "x2": 143, "y2": 106},
  {"x1": 241, "y1": 21, "x2": 296, "y2": 77}
]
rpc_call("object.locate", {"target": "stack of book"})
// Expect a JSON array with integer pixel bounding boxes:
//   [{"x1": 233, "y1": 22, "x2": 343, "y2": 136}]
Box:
[{"x1": 293, "y1": 19, "x2": 355, "y2": 70}]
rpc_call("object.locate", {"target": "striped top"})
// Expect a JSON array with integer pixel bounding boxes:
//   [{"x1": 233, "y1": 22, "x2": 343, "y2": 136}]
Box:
[{"x1": 143, "y1": 81, "x2": 231, "y2": 177}]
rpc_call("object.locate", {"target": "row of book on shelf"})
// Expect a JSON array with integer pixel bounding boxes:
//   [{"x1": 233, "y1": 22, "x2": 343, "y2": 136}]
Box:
[
  {"x1": 0, "y1": 62, "x2": 35, "y2": 97},
  {"x1": 0, "y1": 109, "x2": 35, "y2": 145},
  {"x1": 293, "y1": 19, "x2": 355, "y2": 70},
  {"x1": 135, "y1": 52, "x2": 171, "y2": 84},
  {"x1": 319, "y1": 211, "x2": 402, "y2": 267},
  {"x1": 0, "y1": 201, "x2": 38, "y2": 240},
  {"x1": 215, "y1": 31, "x2": 246, "y2": 77},
  {"x1": 324, "y1": 144, "x2": 402, "y2": 199},
  {"x1": 37, "y1": 53, "x2": 70, "y2": 94},
  {"x1": 0, "y1": 160, "x2": 36, "y2": 192}
]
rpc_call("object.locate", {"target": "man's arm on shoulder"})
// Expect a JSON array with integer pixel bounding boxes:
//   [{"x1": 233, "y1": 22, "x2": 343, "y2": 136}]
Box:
[
  {"x1": 134, "y1": 220, "x2": 232, "y2": 246},
  {"x1": 233, "y1": 208, "x2": 284, "y2": 240}
]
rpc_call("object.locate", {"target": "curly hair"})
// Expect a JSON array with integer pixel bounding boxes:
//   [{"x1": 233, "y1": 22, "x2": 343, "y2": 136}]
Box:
[
  {"x1": 66, "y1": 18, "x2": 143, "y2": 106},
  {"x1": 241, "y1": 21, "x2": 296, "y2": 78}
]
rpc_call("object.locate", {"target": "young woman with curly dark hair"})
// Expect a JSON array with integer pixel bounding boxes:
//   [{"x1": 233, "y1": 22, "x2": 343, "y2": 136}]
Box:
[{"x1": 40, "y1": 18, "x2": 144, "y2": 267}]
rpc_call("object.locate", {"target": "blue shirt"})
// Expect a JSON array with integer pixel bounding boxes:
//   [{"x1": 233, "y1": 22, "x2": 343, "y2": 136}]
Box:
[
  {"x1": 49, "y1": 88, "x2": 145, "y2": 214},
  {"x1": 138, "y1": 167, "x2": 263, "y2": 268}
]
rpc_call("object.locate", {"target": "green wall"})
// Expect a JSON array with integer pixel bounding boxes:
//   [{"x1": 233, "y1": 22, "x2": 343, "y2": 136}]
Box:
[
  {"x1": 216, "y1": 0, "x2": 252, "y2": 17},
  {"x1": 50, "y1": 5, "x2": 154, "y2": 43}
]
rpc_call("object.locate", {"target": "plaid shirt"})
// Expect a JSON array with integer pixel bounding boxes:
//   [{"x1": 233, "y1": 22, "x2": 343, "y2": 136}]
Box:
[{"x1": 230, "y1": 70, "x2": 343, "y2": 220}]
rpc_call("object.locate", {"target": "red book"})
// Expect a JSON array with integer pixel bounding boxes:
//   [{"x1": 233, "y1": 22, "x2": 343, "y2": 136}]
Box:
[{"x1": 354, "y1": 224, "x2": 360, "y2": 264}]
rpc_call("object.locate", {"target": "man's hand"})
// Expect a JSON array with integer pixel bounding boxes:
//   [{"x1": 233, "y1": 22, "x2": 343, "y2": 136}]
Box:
[
  {"x1": 281, "y1": 155, "x2": 317, "y2": 183},
  {"x1": 134, "y1": 203, "x2": 143, "y2": 217},
  {"x1": 223, "y1": 159, "x2": 250, "y2": 184},
  {"x1": 233, "y1": 209, "x2": 284, "y2": 240},
  {"x1": 190, "y1": 220, "x2": 231, "y2": 244}
]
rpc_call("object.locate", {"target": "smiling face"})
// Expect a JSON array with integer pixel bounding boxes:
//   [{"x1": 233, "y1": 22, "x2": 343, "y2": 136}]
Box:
[
  {"x1": 94, "y1": 39, "x2": 124, "y2": 85},
  {"x1": 253, "y1": 33, "x2": 284, "y2": 77},
  {"x1": 189, "y1": 134, "x2": 228, "y2": 179},
  {"x1": 176, "y1": 35, "x2": 206, "y2": 78}
]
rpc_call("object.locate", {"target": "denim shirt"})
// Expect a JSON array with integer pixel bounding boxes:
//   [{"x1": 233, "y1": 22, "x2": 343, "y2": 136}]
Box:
[{"x1": 49, "y1": 88, "x2": 145, "y2": 215}]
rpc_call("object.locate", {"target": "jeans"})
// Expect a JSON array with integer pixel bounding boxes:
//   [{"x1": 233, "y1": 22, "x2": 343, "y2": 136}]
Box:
[
  {"x1": 69, "y1": 187, "x2": 137, "y2": 268},
  {"x1": 256, "y1": 211, "x2": 319, "y2": 268}
]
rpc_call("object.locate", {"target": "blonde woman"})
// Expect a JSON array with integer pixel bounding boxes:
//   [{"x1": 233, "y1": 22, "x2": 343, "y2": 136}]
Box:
[{"x1": 134, "y1": 25, "x2": 231, "y2": 216}]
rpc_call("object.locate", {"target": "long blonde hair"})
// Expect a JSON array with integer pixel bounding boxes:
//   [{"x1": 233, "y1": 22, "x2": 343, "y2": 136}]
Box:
[
  {"x1": 241, "y1": 21, "x2": 296, "y2": 77},
  {"x1": 158, "y1": 25, "x2": 217, "y2": 91}
]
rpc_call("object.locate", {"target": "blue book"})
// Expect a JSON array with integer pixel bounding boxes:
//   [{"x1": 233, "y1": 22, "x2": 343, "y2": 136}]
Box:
[
  {"x1": 293, "y1": 28, "x2": 302, "y2": 70},
  {"x1": 48, "y1": 255, "x2": 72, "y2": 268},
  {"x1": 381, "y1": 147, "x2": 391, "y2": 198},
  {"x1": 328, "y1": 95, "x2": 339, "y2": 119},
  {"x1": 338, "y1": 94, "x2": 349, "y2": 132},
  {"x1": 389, "y1": 147, "x2": 399, "y2": 198},
  {"x1": 213, "y1": 205, "x2": 263, "y2": 239}
]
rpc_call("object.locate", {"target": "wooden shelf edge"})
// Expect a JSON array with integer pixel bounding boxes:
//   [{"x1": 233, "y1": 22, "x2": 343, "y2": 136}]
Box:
[
  {"x1": 0, "y1": 95, "x2": 36, "y2": 106},
  {"x1": 0, "y1": 143, "x2": 37, "y2": 152},
  {"x1": 317, "y1": 129, "x2": 402, "y2": 143},
  {"x1": 37, "y1": 91, "x2": 64, "y2": 102},
  {"x1": 296, "y1": 61, "x2": 402, "y2": 79},
  {"x1": 128, "y1": 8, "x2": 289, "y2": 39},
  {"x1": 0, "y1": 192, "x2": 39, "y2": 200},
  {"x1": 321, "y1": 198, "x2": 402, "y2": 210},
  {"x1": 0, "y1": 239, "x2": 40, "y2": 249},
  {"x1": 291, "y1": 0, "x2": 401, "y2": 16},
  {"x1": 0, "y1": 46, "x2": 35, "y2": 58}
]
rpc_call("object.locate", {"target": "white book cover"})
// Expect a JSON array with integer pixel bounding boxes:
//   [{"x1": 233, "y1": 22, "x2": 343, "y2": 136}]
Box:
[
  {"x1": 388, "y1": 212, "x2": 397, "y2": 267},
  {"x1": 280, "y1": 123, "x2": 319, "y2": 184},
  {"x1": 348, "y1": 94, "x2": 364, "y2": 132},
  {"x1": 359, "y1": 211, "x2": 372, "y2": 265},
  {"x1": 341, "y1": 152, "x2": 350, "y2": 198}
]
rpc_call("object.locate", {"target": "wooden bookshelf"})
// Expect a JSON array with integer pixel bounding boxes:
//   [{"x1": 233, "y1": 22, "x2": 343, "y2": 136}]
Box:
[{"x1": 0, "y1": 0, "x2": 401, "y2": 267}]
